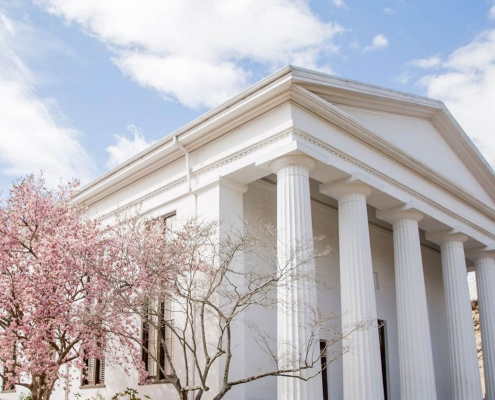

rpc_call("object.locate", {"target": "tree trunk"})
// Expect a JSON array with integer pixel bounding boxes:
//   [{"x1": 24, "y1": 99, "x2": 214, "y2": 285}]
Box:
[{"x1": 30, "y1": 376, "x2": 55, "y2": 400}]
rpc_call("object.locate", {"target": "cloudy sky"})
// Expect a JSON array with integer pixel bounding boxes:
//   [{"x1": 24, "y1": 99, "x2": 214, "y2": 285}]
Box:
[{"x1": 1, "y1": 0, "x2": 495, "y2": 190}]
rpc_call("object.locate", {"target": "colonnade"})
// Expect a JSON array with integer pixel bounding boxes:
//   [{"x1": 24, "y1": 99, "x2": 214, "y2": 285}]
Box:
[{"x1": 269, "y1": 154, "x2": 493, "y2": 400}]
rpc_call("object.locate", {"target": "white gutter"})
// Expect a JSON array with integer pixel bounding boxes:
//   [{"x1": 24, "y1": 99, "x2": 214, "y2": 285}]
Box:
[{"x1": 173, "y1": 135, "x2": 197, "y2": 217}]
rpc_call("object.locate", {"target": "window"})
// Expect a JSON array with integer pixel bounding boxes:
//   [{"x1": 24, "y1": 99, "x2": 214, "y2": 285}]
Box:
[
  {"x1": 82, "y1": 356, "x2": 105, "y2": 387},
  {"x1": 141, "y1": 213, "x2": 175, "y2": 382},
  {"x1": 164, "y1": 214, "x2": 176, "y2": 232},
  {"x1": 378, "y1": 319, "x2": 388, "y2": 400},
  {"x1": 2, "y1": 345, "x2": 16, "y2": 392},
  {"x1": 142, "y1": 300, "x2": 173, "y2": 381},
  {"x1": 80, "y1": 275, "x2": 105, "y2": 388},
  {"x1": 320, "y1": 340, "x2": 329, "y2": 400},
  {"x1": 1, "y1": 377, "x2": 15, "y2": 393}
]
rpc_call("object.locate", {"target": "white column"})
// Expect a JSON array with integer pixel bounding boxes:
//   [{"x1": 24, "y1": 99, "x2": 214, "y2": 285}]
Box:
[
  {"x1": 270, "y1": 155, "x2": 321, "y2": 400},
  {"x1": 435, "y1": 233, "x2": 483, "y2": 400},
  {"x1": 321, "y1": 180, "x2": 384, "y2": 400},
  {"x1": 475, "y1": 254, "x2": 495, "y2": 400},
  {"x1": 377, "y1": 208, "x2": 437, "y2": 400}
]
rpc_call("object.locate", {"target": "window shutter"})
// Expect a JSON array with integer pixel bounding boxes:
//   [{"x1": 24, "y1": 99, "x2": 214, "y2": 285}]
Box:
[
  {"x1": 98, "y1": 358, "x2": 105, "y2": 383},
  {"x1": 87, "y1": 358, "x2": 95, "y2": 384}
]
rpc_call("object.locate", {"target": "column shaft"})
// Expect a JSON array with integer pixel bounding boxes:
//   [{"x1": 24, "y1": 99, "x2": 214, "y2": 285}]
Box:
[
  {"x1": 337, "y1": 187, "x2": 384, "y2": 400},
  {"x1": 441, "y1": 240, "x2": 483, "y2": 400},
  {"x1": 392, "y1": 217, "x2": 437, "y2": 400},
  {"x1": 476, "y1": 257, "x2": 495, "y2": 400},
  {"x1": 274, "y1": 157, "x2": 321, "y2": 400}
]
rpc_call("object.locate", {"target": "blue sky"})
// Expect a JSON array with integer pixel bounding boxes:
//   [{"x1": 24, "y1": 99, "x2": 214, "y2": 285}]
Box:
[{"x1": 1, "y1": 0, "x2": 495, "y2": 190}]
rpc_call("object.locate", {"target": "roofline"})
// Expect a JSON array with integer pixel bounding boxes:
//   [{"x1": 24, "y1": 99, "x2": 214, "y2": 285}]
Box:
[
  {"x1": 290, "y1": 66, "x2": 495, "y2": 197},
  {"x1": 75, "y1": 66, "x2": 293, "y2": 200},
  {"x1": 74, "y1": 65, "x2": 495, "y2": 207},
  {"x1": 290, "y1": 65, "x2": 445, "y2": 108}
]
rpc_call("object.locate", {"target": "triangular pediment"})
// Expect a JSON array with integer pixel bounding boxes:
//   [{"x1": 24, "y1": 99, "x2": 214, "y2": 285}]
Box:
[
  {"x1": 333, "y1": 105, "x2": 495, "y2": 207},
  {"x1": 287, "y1": 67, "x2": 495, "y2": 211}
]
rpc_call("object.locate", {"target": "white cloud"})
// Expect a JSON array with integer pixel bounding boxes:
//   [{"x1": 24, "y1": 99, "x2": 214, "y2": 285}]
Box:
[
  {"x1": 332, "y1": 0, "x2": 345, "y2": 8},
  {"x1": 105, "y1": 125, "x2": 155, "y2": 170},
  {"x1": 489, "y1": 5, "x2": 495, "y2": 20},
  {"x1": 0, "y1": 10, "x2": 96, "y2": 189},
  {"x1": 396, "y1": 71, "x2": 413, "y2": 84},
  {"x1": 37, "y1": 0, "x2": 344, "y2": 109},
  {"x1": 115, "y1": 54, "x2": 250, "y2": 109},
  {"x1": 409, "y1": 55, "x2": 442, "y2": 69},
  {"x1": 383, "y1": 7, "x2": 395, "y2": 15},
  {"x1": 364, "y1": 34, "x2": 389, "y2": 52},
  {"x1": 417, "y1": 29, "x2": 495, "y2": 168}
]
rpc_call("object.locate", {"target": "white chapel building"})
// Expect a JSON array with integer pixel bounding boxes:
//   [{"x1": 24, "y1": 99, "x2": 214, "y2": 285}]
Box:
[{"x1": 72, "y1": 67, "x2": 495, "y2": 400}]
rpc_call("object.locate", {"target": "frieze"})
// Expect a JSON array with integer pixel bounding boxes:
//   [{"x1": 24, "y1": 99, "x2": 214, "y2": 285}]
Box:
[{"x1": 294, "y1": 130, "x2": 495, "y2": 242}]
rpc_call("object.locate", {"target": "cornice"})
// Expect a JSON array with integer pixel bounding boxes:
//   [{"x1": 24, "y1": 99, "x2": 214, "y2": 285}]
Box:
[
  {"x1": 291, "y1": 66, "x2": 495, "y2": 204},
  {"x1": 293, "y1": 129, "x2": 495, "y2": 242},
  {"x1": 91, "y1": 121, "x2": 495, "y2": 245},
  {"x1": 93, "y1": 122, "x2": 495, "y2": 243},
  {"x1": 430, "y1": 109, "x2": 495, "y2": 201},
  {"x1": 291, "y1": 66, "x2": 443, "y2": 118},
  {"x1": 97, "y1": 131, "x2": 292, "y2": 222},
  {"x1": 290, "y1": 85, "x2": 495, "y2": 220},
  {"x1": 193, "y1": 129, "x2": 292, "y2": 178},
  {"x1": 99, "y1": 177, "x2": 187, "y2": 223}
]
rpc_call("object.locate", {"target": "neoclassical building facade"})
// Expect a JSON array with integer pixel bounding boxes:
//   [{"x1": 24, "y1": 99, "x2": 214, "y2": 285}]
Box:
[{"x1": 69, "y1": 67, "x2": 495, "y2": 400}]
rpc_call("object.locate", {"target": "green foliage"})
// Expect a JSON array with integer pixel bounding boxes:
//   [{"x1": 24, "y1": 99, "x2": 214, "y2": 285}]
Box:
[
  {"x1": 111, "y1": 388, "x2": 150, "y2": 400},
  {"x1": 73, "y1": 388, "x2": 150, "y2": 400},
  {"x1": 74, "y1": 392, "x2": 104, "y2": 400},
  {"x1": 18, "y1": 393, "x2": 32, "y2": 400}
]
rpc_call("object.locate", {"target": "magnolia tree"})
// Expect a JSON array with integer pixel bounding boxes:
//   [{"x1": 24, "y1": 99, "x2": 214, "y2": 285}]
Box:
[
  {"x1": 103, "y1": 212, "x2": 353, "y2": 400},
  {"x1": 0, "y1": 175, "x2": 137, "y2": 400}
]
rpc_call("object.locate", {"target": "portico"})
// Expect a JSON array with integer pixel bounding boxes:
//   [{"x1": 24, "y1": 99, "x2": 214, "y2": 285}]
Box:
[
  {"x1": 70, "y1": 66, "x2": 495, "y2": 400},
  {"x1": 253, "y1": 138, "x2": 490, "y2": 400}
]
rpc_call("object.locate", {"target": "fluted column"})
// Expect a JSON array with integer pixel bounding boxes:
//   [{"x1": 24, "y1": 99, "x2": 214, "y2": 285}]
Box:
[
  {"x1": 377, "y1": 208, "x2": 437, "y2": 400},
  {"x1": 432, "y1": 233, "x2": 483, "y2": 400},
  {"x1": 321, "y1": 180, "x2": 384, "y2": 400},
  {"x1": 475, "y1": 254, "x2": 495, "y2": 400},
  {"x1": 270, "y1": 155, "x2": 321, "y2": 400}
]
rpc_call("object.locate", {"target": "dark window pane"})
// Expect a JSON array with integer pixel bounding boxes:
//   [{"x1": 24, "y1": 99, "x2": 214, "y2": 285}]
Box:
[{"x1": 378, "y1": 320, "x2": 388, "y2": 400}]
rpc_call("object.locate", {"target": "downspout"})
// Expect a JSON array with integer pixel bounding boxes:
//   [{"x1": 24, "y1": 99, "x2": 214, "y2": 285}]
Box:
[
  {"x1": 173, "y1": 136, "x2": 197, "y2": 400},
  {"x1": 173, "y1": 136, "x2": 191, "y2": 193},
  {"x1": 173, "y1": 136, "x2": 197, "y2": 217}
]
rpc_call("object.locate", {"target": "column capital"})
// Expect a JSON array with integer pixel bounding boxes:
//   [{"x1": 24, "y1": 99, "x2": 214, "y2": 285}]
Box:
[
  {"x1": 466, "y1": 247, "x2": 495, "y2": 262},
  {"x1": 425, "y1": 230, "x2": 468, "y2": 245},
  {"x1": 376, "y1": 204, "x2": 424, "y2": 224},
  {"x1": 320, "y1": 177, "x2": 373, "y2": 200},
  {"x1": 268, "y1": 154, "x2": 316, "y2": 175}
]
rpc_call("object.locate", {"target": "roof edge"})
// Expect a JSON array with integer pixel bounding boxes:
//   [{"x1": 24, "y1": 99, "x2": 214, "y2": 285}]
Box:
[{"x1": 74, "y1": 66, "x2": 294, "y2": 203}]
